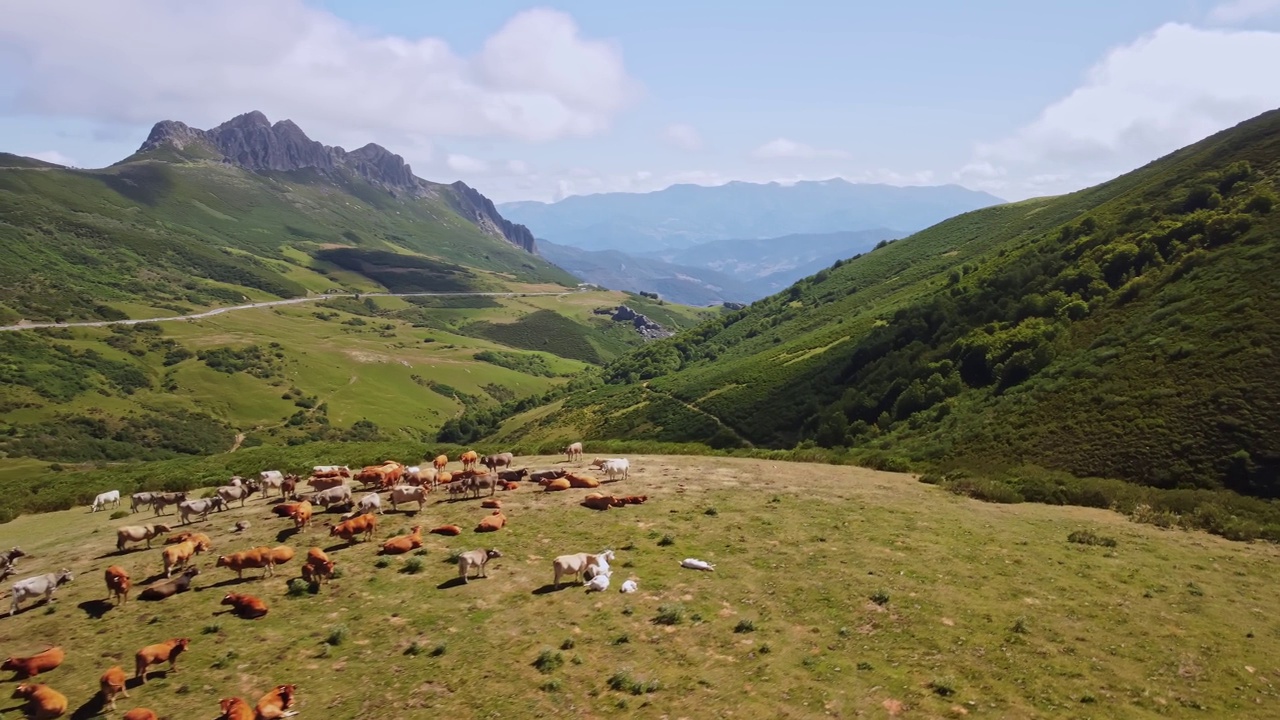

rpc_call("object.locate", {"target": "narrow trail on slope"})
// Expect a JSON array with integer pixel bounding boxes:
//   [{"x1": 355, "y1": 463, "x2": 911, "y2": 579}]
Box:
[
  {"x1": 640, "y1": 382, "x2": 752, "y2": 447},
  {"x1": 0, "y1": 290, "x2": 580, "y2": 332},
  {"x1": 228, "y1": 432, "x2": 246, "y2": 453}
]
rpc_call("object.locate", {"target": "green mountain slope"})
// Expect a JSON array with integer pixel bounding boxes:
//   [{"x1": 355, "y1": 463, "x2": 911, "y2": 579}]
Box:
[{"x1": 499, "y1": 109, "x2": 1280, "y2": 497}]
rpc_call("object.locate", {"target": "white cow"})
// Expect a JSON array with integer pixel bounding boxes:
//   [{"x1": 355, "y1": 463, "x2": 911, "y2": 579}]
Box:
[
  {"x1": 619, "y1": 579, "x2": 638, "y2": 594},
  {"x1": 552, "y1": 549, "x2": 615, "y2": 589},
  {"x1": 91, "y1": 490, "x2": 121, "y2": 512},
  {"x1": 217, "y1": 484, "x2": 254, "y2": 508},
  {"x1": 389, "y1": 485, "x2": 427, "y2": 513},
  {"x1": 310, "y1": 485, "x2": 353, "y2": 509},
  {"x1": 680, "y1": 558, "x2": 716, "y2": 572},
  {"x1": 457, "y1": 548, "x2": 503, "y2": 583},
  {"x1": 10, "y1": 569, "x2": 74, "y2": 615},
  {"x1": 601, "y1": 459, "x2": 630, "y2": 482},
  {"x1": 585, "y1": 571, "x2": 611, "y2": 592},
  {"x1": 259, "y1": 470, "x2": 285, "y2": 498},
  {"x1": 354, "y1": 492, "x2": 382, "y2": 516},
  {"x1": 177, "y1": 497, "x2": 224, "y2": 524}
]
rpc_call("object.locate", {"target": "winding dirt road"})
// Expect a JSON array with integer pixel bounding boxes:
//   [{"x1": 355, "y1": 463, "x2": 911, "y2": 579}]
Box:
[{"x1": 0, "y1": 290, "x2": 579, "y2": 332}]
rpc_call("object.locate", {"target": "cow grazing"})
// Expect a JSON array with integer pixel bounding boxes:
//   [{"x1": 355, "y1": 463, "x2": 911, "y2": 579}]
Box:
[
  {"x1": 130, "y1": 492, "x2": 157, "y2": 514},
  {"x1": 309, "y1": 485, "x2": 352, "y2": 511},
  {"x1": 10, "y1": 570, "x2": 73, "y2": 615},
  {"x1": 330, "y1": 513, "x2": 377, "y2": 543},
  {"x1": 104, "y1": 565, "x2": 130, "y2": 605},
  {"x1": 162, "y1": 538, "x2": 208, "y2": 578},
  {"x1": 389, "y1": 484, "x2": 427, "y2": 512},
  {"x1": 148, "y1": 492, "x2": 188, "y2": 516},
  {"x1": 2, "y1": 647, "x2": 64, "y2": 679},
  {"x1": 221, "y1": 592, "x2": 269, "y2": 619},
  {"x1": 457, "y1": 548, "x2": 502, "y2": 583},
  {"x1": 447, "y1": 482, "x2": 468, "y2": 501},
  {"x1": 552, "y1": 550, "x2": 614, "y2": 589},
  {"x1": 290, "y1": 501, "x2": 313, "y2": 530},
  {"x1": 178, "y1": 497, "x2": 225, "y2": 525},
  {"x1": 459, "y1": 450, "x2": 479, "y2": 470},
  {"x1": 601, "y1": 458, "x2": 631, "y2": 482},
  {"x1": 138, "y1": 567, "x2": 199, "y2": 601},
  {"x1": 217, "y1": 483, "x2": 254, "y2": 508},
  {"x1": 10, "y1": 683, "x2": 67, "y2": 720},
  {"x1": 218, "y1": 697, "x2": 255, "y2": 720},
  {"x1": 117, "y1": 524, "x2": 171, "y2": 551},
  {"x1": 481, "y1": 452, "x2": 514, "y2": 471},
  {"x1": 215, "y1": 547, "x2": 275, "y2": 579},
  {"x1": 91, "y1": 490, "x2": 121, "y2": 512},
  {"x1": 255, "y1": 684, "x2": 299, "y2": 719},
  {"x1": 134, "y1": 638, "x2": 189, "y2": 683},
  {"x1": 404, "y1": 466, "x2": 434, "y2": 487},
  {"x1": 99, "y1": 665, "x2": 129, "y2": 711},
  {"x1": 380, "y1": 526, "x2": 423, "y2": 555},
  {"x1": 429, "y1": 525, "x2": 462, "y2": 536},
  {"x1": 302, "y1": 547, "x2": 335, "y2": 585},
  {"x1": 122, "y1": 709, "x2": 159, "y2": 720},
  {"x1": 563, "y1": 442, "x2": 583, "y2": 462},
  {"x1": 475, "y1": 510, "x2": 507, "y2": 533}
]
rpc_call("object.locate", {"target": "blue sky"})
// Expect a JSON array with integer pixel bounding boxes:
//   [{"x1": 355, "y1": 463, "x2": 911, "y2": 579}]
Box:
[{"x1": 3, "y1": 0, "x2": 1280, "y2": 202}]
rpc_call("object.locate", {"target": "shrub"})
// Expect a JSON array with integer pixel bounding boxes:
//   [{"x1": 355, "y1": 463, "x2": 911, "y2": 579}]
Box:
[
  {"x1": 401, "y1": 557, "x2": 425, "y2": 574},
  {"x1": 1011, "y1": 617, "x2": 1028, "y2": 634},
  {"x1": 202, "y1": 624, "x2": 221, "y2": 635},
  {"x1": 1067, "y1": 530, "x2": 1118, "y2": 547},
  {"x1": 654, "y1": 604, "x2": 684, "y2": 626},
  {"x1": 733, "y1": 619, "x2": 756, "y2": 633},
  {"x1": 285, "y1": 579, "x2": 310, "y2": 597},
  {"x1": 929, "y1": 677, "x2": 957, "y2": 697},
  {"x1": 560, "y1": 638, "x2": 575, "y2": 650},
  {"x1": 607, "y1": 671, "x2": 660, "y2": 695},
  {"x1": 870, "y1": 591, "x2": 890, "y2": 606},
  {"x1": 325, "y1": 625, "x2": 348, "y2": 646},
  {"x1": 404, "y1": 641, "x2": 424, "y2": 656},
  {"x1": 109, "y1": 510, "x2": 129, "y2": 520},
  {"x1": 532, "y1": 649, "x2": 564, "y2": 674},
  {"x1": 657, "y1": 534, "x2": 675, "y2": 547}
]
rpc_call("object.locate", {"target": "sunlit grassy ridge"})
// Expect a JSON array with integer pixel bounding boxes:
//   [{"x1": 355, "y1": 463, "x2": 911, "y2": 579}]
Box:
[{"x1": 0, "y1": 454, "x2": 1275, "y2": 718}]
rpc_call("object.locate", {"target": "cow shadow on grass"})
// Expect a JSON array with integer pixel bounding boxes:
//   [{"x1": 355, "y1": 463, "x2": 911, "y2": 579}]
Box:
[
  {"x1": 531, "y1": 583, "x2": 573, "y2": 595},
  {"x1": 203, "y1": 577, "x2": 257, "y2": 590},
  {"x1": 95, "y1": 547, "x2": 147, "y2": 560},
  {"x1": 275, "y1": 528, "x2": 300, "y2": 543},
  {"x1": 77, "y1": 599, "x2": 114, "y2": 619},
  {"x1": 69, "y1": 692, "x2": 108, "y2": 720},
  {"x1": 437, "y1": 577, "x2": 480, "y2": 590}
]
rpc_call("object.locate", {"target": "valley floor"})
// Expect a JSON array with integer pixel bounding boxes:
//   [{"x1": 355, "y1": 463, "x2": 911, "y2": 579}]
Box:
[{"x1": 0, "y1": 455, "x2": 1275, "y2": 718}]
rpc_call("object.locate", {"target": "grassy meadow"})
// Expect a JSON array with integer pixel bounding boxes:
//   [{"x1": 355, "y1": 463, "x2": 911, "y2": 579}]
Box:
[{"x1": 0, "y1": 454, "x2": 1276, "y2": 718}]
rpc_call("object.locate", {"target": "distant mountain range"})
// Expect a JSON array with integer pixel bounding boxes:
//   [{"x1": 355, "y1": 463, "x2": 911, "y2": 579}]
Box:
[
  {"x1": 499, "y1": 179, "x2": 1003, "y2": 252},
  {"x1": 539, "y1": 228, "x2": 903, "y2": 305}
]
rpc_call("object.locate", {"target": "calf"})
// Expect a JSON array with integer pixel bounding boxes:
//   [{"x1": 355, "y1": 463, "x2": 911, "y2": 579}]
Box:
[
  {"x1": 99, "y1": 665, "x2": 129, "y2": 711},
  {"x1": 138, "y1": 567, "x2": 199, "y2": 601},
  {"x1": 215, "y1": 547, "x2": 275, "y2": 579},
  {"x1": 552, "y1": 550, "x2": 614, "y2": 589},
  {"x1": 2, "y1": 647, "x2": 64, "y2": 679},
  {"x1": 475, "y1": 510, "x2": 507, "y2": 533},
  {"x1": 10, "y1": 683, "x2": 67, "y2": 720},
  {"x1": 134, "y1": 638, "x2": 189, "y2": 683},
  {"x1": 330, "y1": 513, "x2": 377, "y2": 543},
  {"x1": 457, "y1": 548, "x2": 502, "y2": 583},
  {"x1": 429, "y1": 525, "x2": 462, "y2": 536},
  {"x1": 380, "y1": 526, "x2": 423, "y2": 555},
  {"x1": 91, "y1": 489, "x2": 122, "y2": 512},
  {"x1": 255, "y1": 684, "x2": 299, "y2": 719},
  {"x1": 10, "y1": 570, "x2": 73, "y2": 615},
  {"x1": 390, "y1": 484, "x2": 427, "y2": 512},
  {"x1": 221, "y1": 592, "x2": 269, "y2": 619},
  {"x1": 290, "y1": 500, "x2": 313, "y2": 530},
  {"x1": 116, "y1": 524, "x2": 172, "y2": 551},
  {"x1": 149, "y1": 491, "x2": 188, "y2": 516},
  {"x1": 178, "y1": 497, "x2": 225, "y2": 525},
  {"x1": 104, "y1": 565, "x2": 131, "y2": 605},
  {"x1": 162, "y1": 539, "x2": 208, "y2": 578}
]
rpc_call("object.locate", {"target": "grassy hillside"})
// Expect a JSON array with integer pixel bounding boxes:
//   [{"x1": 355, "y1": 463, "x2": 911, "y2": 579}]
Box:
[
  {"x1": 0, "y1": 455, "x2": 1276, "y2": 718},
  {"x1": 499, "y1": 109, "x2": 1280, "y2": 501},
  {"x1": 0, "y1": 156, "x2": 577, "y2": 324}
]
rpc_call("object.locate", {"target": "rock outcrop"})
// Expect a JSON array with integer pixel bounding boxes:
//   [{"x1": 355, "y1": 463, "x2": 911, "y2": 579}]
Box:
[
  {"x1": 136, "y1": 111, "x2": 537, "y2": 253},
  {"x1": 611, "y1": 305, "x2": 673, "y2": 340}
]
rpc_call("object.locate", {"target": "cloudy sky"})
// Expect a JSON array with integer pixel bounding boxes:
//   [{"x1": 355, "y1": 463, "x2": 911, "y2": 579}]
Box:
[{"x1": 2, "y1": 0, "x2": 1280, "y2": 203}]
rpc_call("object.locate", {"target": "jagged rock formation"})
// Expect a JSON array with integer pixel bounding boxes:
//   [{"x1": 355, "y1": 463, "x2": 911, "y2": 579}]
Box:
[
  {"x1": 137, "y1": 111, "x2": 537, "y2": 253},
  {"x1": 611, "y1": 305, "x2": 673, "y2": 340}
]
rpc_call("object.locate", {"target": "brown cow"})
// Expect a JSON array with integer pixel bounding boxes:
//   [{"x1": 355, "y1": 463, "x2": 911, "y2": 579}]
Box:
[
  {"x1": 540, "y1": 478, "x2": 571, "y2": 492},
  {"x1": 459, "y1": 450, "x2": 479, "y2": 471},
  {"x1": 562, "y1": 442, "x2": 583, "y2": 461},
  {"x1": 301, "y1": 547, "x2": 335, "y2": 585},
  {"x1": 99, "y1": 666, "x2": 129, "y2": 711},
  {"x1": 289, "y1": 501, "x2": 312, "y2": 530},
  {"x1": 380, "y1": 526, "x2": 423, "y2": 555},
  {"x1": 271, "y1": 502, "x2": 303, "y2": 518},
  {"x1": 123, "y1": 709, "x2": 159, "y2": 720},
  {"x1": 330, "y1": 513, "x2": 377, "y2": 543},
  {"x1": 138, "y1": 567, "x2": 199, "y2": 601},
  {"x1": 566, "y1": 473, "x2": 600, "y2": 489},
  {"x1": 429, "y1": 525, "x2": 462, "y2": 536},
  {"x1": 162, "y1": 539, "x2": 208, "y2": 578},
  {"x1": 432, "y1": 454, "x2": 449, "y2": 471},
  {"x1": 267, "y1": 546, "x2": 295, "y2": 566},
  {"x1": 135, "y1": 638, "x2": 189, "y2": 683},
  {"x1": 104, "y1": 565, "x2": 130, "y2": 605},
  {"x1": 215, "y1": 547, "x2": 275, "y2": 579},
  {"x1": 475, "y1": 510, "x2": 507, "y2": 533},
  {"x1": 2, "y1": 647, "x2": 64, "y2": 679},
  {"x1": 218, "y1": 696, "x2": 254, "y2": 720},
  {"x1": 10, "y1": 683, "x2": 67, "y2": 719},
  {"x1": 221, "y1": 592, "x2": 269, "y2": 620},
  {"x1": 255, "y1": 684, "x2": 298, "y2": 719}
]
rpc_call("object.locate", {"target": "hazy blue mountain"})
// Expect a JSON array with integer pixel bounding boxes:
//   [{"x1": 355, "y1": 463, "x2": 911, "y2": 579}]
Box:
[
  {"x1": 499, "y1": 179, "x2": 1003, "y2": 252},
  {"x1": 537, "y1": 240, "x2": 755, "y2": 306},
  {"x1": 648, "y1": 228, "x2": 900, "y2": 286}
]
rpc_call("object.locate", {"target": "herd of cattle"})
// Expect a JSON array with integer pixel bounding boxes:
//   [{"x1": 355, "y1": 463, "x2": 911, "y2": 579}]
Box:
[{"x1": 0, "y1": 445, "x2": 647, "y2": 719}]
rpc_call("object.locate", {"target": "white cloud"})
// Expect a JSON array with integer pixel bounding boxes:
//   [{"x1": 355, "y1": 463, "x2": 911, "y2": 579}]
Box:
[
  {"x1": 0, "y1": 1, "x2": 638, "y2": 143},
  {"x1": 26, "y1": 150, "x2": 75, "y2": 166},
  {"x1": 962, "y1": 22, "x2": 1280, "y2": 199},
  {"x1": 1208, "y1": 0, "x2": 1280, "y2": 24},
  {"x1": 446, "y1": 153, "x2": 490, "y2": 174},
  {"x1": 750, "y1": 137, "x2": 849, "y2": 160},
  {"x1": 662, "y1": 123, "x2": 703, "y2": 151}
]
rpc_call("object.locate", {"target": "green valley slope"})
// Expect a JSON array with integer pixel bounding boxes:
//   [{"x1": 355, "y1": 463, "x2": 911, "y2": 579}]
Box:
[{"x1": 497, "y1": 109, "x2": 1280, "y2": 498}]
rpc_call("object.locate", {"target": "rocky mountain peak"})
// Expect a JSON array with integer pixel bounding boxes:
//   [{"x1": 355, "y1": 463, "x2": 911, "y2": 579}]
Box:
[{"x1": 444, "y1": 181, "x2": 538, "y2": 254}]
